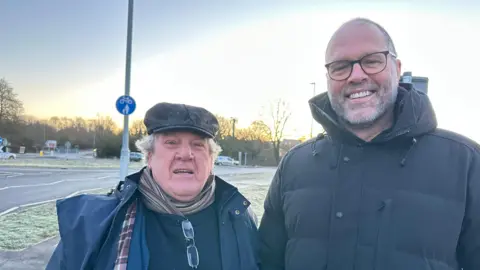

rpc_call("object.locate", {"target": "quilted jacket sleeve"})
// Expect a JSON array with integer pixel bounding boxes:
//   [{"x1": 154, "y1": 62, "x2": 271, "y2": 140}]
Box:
[
  {"x1": 258, "y1": 154, "x2": 289, "y2": 270},
  {"x1": 457, "y1": 145, "x2": 480, "y2": 270}
]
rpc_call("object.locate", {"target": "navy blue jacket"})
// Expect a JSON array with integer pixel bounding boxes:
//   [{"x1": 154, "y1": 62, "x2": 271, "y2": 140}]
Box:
[
  {"x1": 259, "y1": 84, "x2": 480, "y2": 270},
  {"x1": 46, "y1": 168, "x2": 260, "y2": 270}
]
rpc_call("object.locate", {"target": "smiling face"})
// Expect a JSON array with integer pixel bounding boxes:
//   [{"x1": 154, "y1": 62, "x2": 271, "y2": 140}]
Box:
[
  {"x1": 325, "y1": 22, "x2": 402, "y2": 127},
  {"x1": 147, "y1": 131, "x2": 214, "y2": 202}
]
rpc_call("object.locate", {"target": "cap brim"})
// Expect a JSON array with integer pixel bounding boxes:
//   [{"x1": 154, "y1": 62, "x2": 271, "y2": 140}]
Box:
[{"x1": 150, "y1": 125, "x2": 214, "y2": 138}]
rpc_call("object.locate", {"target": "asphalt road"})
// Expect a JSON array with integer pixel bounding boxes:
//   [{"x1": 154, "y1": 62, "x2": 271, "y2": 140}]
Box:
[
  {"x1": 0, "y1": 167, "x2": 120, "y2": 214},
  {"x1": 0, "y1": 166, "x2": 275, "y2": 214}
]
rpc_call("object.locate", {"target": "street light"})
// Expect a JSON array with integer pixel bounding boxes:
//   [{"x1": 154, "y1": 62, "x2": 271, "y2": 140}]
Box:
[
  {"x1": 231, "y1": 117, "x2": 237, "y2": 139},
  {"x1": 310, "y1": 82, "x2": 316, "y2": 138}
]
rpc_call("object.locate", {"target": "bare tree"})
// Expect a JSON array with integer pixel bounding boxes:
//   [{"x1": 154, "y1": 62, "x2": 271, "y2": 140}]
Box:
[
  {"x1": 21, "y1": 115, "x2": 39, "y2": 125},
  {"x1": 214, "y1": 114, "x2": 233, "y2": 140},
  {"x1": 130, "y1": 119, "x2": 146, "y2": 137},
  {"x1": 236, "y1": 120, "x2": 270, "y2": 142},
  {"x1": 0, "y1": 78, "x2": 24, "y2": 123},
  {"x1": 49, "y1": 116, "x2": 60, "y2": 130},
  {"x1": 73, "y1": 117, "x2": 87, "y2": 131},
  {"x1": 234, "y1": 120, "x2": 271, "y2": 162},
  {"x1": 264, "y1": 99, "x2": 291, "y2": 165},
  {"x1": 93, "y1": 114, "x2": 117, "y2": 135}
]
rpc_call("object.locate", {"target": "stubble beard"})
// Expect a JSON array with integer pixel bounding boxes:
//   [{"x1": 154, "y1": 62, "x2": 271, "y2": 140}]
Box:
[{"x1": 328, "y1": 76, "x2": 398, "y2": 130}]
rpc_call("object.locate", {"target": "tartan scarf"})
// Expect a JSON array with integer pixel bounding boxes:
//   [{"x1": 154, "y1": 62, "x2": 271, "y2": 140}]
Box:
[
  {"x1": 114, "y1": 199, "x2": 138, "y2": 270},
  {"x1": 114, "y1": 168, "x2": 216, "y2": 269}
]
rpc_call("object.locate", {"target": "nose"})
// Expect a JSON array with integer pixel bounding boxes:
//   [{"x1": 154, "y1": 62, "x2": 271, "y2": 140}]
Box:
[
  {"x1": 176, "y1": 144, "x2": 194, "y2": 160},
  {"x1": 347, "y1": 63, "x2": 368, "y2": 84}
]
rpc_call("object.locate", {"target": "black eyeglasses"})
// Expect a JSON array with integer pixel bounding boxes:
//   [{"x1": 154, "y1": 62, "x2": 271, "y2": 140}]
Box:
[
  {"x1": 325, "y1": 51, "x2": 397, "y2": 81},
  {"x1": 182, "y1": 219, "x2": 199, "y2": 269}
]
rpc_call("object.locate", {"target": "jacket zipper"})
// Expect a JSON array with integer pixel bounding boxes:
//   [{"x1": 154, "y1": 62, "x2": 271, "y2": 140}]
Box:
[{"x1": 374, "y1": 199, "x2": 393, "y2": 270}]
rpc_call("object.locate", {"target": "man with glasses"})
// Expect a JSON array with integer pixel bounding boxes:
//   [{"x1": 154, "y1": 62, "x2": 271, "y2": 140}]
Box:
[{"x1": 258, "y1": 17, "x2": 480, "y2": 270}]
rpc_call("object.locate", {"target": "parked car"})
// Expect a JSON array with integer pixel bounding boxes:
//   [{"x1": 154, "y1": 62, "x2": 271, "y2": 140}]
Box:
[
  {"x1": 215, "y1": 155, "x2": 239, "y2": 166},
  {"x1": 0, "y1": 150, "x2": 16, "y2": 160},
  {"x1": 129, "y1": 152, "x2": 144, "y2": 162}
]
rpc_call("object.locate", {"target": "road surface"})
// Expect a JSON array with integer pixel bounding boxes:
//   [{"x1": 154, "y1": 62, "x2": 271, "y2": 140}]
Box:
[{"x1": 0, "y1": 166, "x2": 275, "y2": 214}]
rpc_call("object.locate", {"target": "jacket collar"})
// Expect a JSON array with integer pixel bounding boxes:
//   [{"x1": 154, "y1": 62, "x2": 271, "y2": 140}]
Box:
[
  {"x1": 308, "y1": 83, "x2": 438, "y2": 144},
  {"x1": 115, "y1": 167, "x2": 251, "y2": 216}
]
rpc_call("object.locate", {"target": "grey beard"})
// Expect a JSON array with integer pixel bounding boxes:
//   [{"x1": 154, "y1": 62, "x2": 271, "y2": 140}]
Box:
[{"x1": 329, "y1": 80, "x2": 398, "y2": 130}]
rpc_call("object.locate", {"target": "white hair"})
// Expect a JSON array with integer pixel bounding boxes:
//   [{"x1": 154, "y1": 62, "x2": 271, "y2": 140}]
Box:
[{"x1": 135, "y1": 133, "x2": 222, "y2": 164}]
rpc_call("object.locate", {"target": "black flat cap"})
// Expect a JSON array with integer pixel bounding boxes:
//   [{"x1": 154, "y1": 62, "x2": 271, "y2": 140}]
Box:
[{"x1": 144, "y1": 102, "x2": 219, "y2": 138}]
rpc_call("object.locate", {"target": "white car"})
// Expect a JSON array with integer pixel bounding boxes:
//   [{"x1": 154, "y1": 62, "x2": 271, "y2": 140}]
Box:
[
  {"x1": 215, "y1": 156, "x2": 239, "y2": 166},
  {"x1": 0, "y1": 150, "x2": 16, "y2": 160}
]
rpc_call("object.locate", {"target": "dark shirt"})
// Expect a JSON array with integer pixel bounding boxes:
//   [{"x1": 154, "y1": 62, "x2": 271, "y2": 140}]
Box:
[{"x1": 145, "y1": 202, "x2": 223, "y2": 270}]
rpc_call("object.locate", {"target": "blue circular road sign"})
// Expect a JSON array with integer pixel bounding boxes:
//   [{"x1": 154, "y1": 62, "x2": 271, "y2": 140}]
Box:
[{"x1": 116, "y1": 95, "x2": 136, "y2": 116}]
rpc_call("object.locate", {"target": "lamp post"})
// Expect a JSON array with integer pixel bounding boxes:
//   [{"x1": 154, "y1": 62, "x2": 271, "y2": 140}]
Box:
[{"x1": 231, "y1": 117, "x2": 237, "y2": 139}]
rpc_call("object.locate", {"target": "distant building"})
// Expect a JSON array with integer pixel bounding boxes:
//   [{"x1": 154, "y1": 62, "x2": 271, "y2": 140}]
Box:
[
  {"x1": 280, "y1": 139, "x2": 302, "y2": 157},
  {"x1": 400, "y1": 71, "x2": 429, "y2": 94},
  {"x1": 44, "y1": 140, "x2": 57, "y2": 150}
]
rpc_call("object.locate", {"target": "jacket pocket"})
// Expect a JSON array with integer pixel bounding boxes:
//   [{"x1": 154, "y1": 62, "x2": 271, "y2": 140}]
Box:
[{"x1": 374, "y1": 199, "x2": 394, "y2": 270}]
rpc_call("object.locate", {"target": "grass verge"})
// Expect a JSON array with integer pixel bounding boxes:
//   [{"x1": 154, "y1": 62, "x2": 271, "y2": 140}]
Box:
[
  {"x1": 0, "y1": 202, "x2": 58, "y2": 251},
  {"x1": 0, "y1": 188, "x2": 113, "y2": 251},
  {"x1": 237, "y1": 183, "x2": 269, "y2": 220}
]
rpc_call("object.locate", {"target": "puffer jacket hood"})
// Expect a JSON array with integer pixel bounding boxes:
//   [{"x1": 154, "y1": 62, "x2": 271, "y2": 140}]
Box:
[{"x1": 308, "y1": 83, "x2": 437, "y2": 144}]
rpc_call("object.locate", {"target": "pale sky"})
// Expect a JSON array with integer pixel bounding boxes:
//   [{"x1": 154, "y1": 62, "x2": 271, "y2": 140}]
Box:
[{"x1": 1, "y1": 1, "x2": 479, "y2": 141}]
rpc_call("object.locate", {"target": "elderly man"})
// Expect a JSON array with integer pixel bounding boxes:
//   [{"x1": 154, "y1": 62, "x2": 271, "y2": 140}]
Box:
[
  {"x1": 47, "y1": 102, "x2": 259, "y2": 270},
  {"x1": 258, "y1": 18, "x2": 480, "y2": 270}
]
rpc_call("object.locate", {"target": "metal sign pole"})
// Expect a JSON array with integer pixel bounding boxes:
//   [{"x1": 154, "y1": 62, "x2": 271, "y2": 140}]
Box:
[{"x1": 119, "y1": 0, "x2": 135, "y2": 182}]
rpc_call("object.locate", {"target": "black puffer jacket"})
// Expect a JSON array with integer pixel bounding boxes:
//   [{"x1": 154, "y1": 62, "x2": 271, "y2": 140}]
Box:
[{"x1": 258, "y1": 84, "x2": 480, "y2": 270}]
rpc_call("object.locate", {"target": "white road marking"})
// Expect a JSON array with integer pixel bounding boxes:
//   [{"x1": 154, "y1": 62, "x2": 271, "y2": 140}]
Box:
[
  {"x1": 0, "y1": 180, "x2": 73, "y2": 191},
  {"x1": 6, "y1": 173, "x2": 25, "y2": 178},
  {"x1": 66, "y1": 187, "x2": 105, "y2": 198},
  {"x1": 0, "y1": 187, "x2": 109, "y2": 217},
  {"x1": 0, "y1": 172, "x2": 24, "y2": 178},
  {"x1": 0, "y1": 176, "x2": 113, "y2": 191},
  {"x1": 0, "y1": 171, "x2": 52, "y2": 179},
  {"x1": 0, "y1": 175, "x2": 116, "y2": 191},
  {"x1": 0, "y1": 206, "x2": 19, "y2": 216},
  {"x1": 97, "y1": 175, "x2": 114, "y2": 180}
]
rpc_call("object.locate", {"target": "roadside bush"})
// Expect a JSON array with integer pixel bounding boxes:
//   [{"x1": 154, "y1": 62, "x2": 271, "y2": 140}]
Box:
[
  {"x1": 95, "y1": 132, "x2": 142, "y2": 158},
  {"x1": 95, "y1": 133, "x2": 122, "y2": 158}
]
